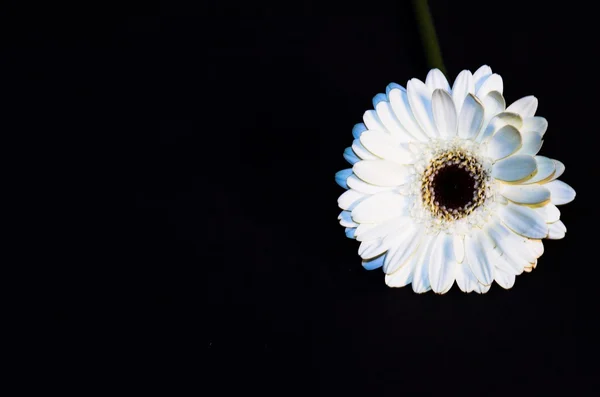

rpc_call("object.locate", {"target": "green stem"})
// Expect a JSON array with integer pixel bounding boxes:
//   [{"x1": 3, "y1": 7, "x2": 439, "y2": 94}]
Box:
[{"x1": 412, "y1": 0, "x2": 446, "y2": 74}]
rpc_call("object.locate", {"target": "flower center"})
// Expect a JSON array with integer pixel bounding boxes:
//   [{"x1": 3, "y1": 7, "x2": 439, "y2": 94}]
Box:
[{"x1": 421, "y1": 151, "x2": 487, "y2": 220}]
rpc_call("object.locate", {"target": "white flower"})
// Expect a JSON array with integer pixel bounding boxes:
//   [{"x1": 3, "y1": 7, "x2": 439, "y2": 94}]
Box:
[{"x1": 335, "y1": 65, "x2": 575, "y2": 294}]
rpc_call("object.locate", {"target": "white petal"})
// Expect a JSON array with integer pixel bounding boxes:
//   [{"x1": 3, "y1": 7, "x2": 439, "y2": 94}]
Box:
[
  {"x1": 451, "y1": 70, "x2": 475, "y2": 114},
  {"x1": 426, "y1": 68, "x2": 451, "y2": 92},
  {"x1": 356, "y1": 215, "x2": 407, "y2": 242},
  {"x1": 351, "y1": 192, "x2": 409, "y2": 223},
  {"x1": 500, "y1": 184, "x2": 551, "y2": 205},
  {"x1": 359, "y1": 130, "x2": 415, "y2": 164},
  {"x1": 429, "y1": 233, "x2": 457, "y2": 294},
  {"x1": 374, "y1": 100, "x2": 414, "y2": 142},
  {"x1": 551, "y1": 160, "x2": 565, "y2": 181},
  {"x1": 480, "y1": 233, "x2": 521, "y2": 275},
  {"x1": 477, "y1": 112, "x2": 523, "y2": 143},
  {"x1": 492, "y1": 154, "x2": 537, "y2": 182},
  {"x1": 506, "y1": 96, "x2": 538, "y2": 118},
  {"x1": 486, "y1": 218, "x2": 532, "y2": 271},
  {"x1": 352, "y1": 123, "x2": 367, "y2": 139},
  {"x1": 353, "y1": 160, "x2": 412, "y2": 187},
  {"x1": 457, "y1": 94, "x2": 484, "y2": 140},
  {"x1": 547, "y1": 220, "x2": 567, "y2": 239},
  {"x1": 338, "y1": 211, "x2": 357, "y2": 227},
  {"x1": 351, "y1": 139, "x2": 378, "y2": 160},
  {"x1": 343, "y1": 147, "x2": 360, "y2": 165},
  {"x1": 432, "y1": 89, "x2": 458, "y2": 139},
  {"x1": 473, "y1": 65, "x2": 492, "y2": 92},
  {"x1": 487, "y1": 125, "x2": 522, "y2": 161},
  {"x1": 363, "y1": 110, "x2": 386, "y2": 132},
  {"x1": 335, "y1": 169, "x2": 352, "y2": 189},
  {"x1": 362, "y1": 253, "x2": 385, "y2": 270},
  {"x1": 482, "y1": 91, "x2": 506, "y2": 130},
  {"x1": 495, "y1": 268, "x2": 516, "y2": 290},
  {"x1": 385, "y1": 255, "x2": 415, "y2": 287},
  {"x1": 388, "y1": 87, "x2": 429, "y2": 141},
  {"x1": 346, "y1": 174, "x2": 391, "y2": 194},
  {"x1": 498, "y1": 202, "x2": 548, "y2": 239},
  {"x1": 522, "y1": 156, "x2": 556, "y2": 184},
  {"x1": 345, "y1": 227, "x2": 356, "y2": 239},
  {"x1": 516, "y1": 131, "x2": 543, "y2": 155},
  {"x1": 464, "y1": 232, "x2": 494, "y2": 285},
  {"x1": 544, "y1": 180, "x2": 576, "y2": 205},
  {"x1": 337, "y1": 189, "x2": 368, "y2": 210},
  {"x1": 533, "y1": 203, "x2": 561, "y2": 223},
  {"x1": 359, "y1": 238, "x2": 387, "y2": 259},
  {"x1": 383, "y1": 225, "x2": 425, "y2": 274},
  {"x1": 407, "y1": 78, "x2": 438, "y2": 138},
  {"x1": 526, "y1": 239, "x2": 544, "y2": 258},
  {"x1": 476, "y1": 73, "x2": 503, "y2": 98},
  {"x1": 522, "y1": 116, "x2": 548, "y2": 136},
  {"x1": 455, "y1": 262, "x2": 479, "y2": 293},
  {"x1": 411, "y1": 235, "x2": 435, "y2": 293},
  {"x1": 453, "y1": 235, "x2": 465, "y2": 263}
]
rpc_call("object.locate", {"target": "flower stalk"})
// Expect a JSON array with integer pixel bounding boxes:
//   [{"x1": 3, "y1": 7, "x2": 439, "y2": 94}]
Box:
[{"x1": 412, "y1": 0, "x2": 446, "y2": 75}]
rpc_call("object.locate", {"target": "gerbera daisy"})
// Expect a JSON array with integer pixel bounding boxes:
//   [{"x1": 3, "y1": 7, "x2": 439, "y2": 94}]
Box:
[{"x1": 335, "y1": 65, "x2": 575, "y2": 294}]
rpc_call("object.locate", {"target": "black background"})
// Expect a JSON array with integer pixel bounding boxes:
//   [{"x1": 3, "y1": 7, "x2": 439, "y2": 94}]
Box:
[{"x1": 11, "y1": 1, "x2": 599, "y2": 394}]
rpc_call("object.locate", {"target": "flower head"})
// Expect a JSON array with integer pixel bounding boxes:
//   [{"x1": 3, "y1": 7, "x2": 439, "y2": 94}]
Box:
[{"x1": 335, "y1": 65, "x2": 575, "y2": 294}]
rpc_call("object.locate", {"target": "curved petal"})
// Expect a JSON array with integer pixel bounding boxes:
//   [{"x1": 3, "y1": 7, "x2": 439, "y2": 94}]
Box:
[
  {"x1": 482, "y1": 91, "x2": 506, "y2": 131},
  {"x1": 352, "y1": 123, "x2": 367, "y2": 139},
  {"x1": 464, "y1": 232, "x2": 494, "y2": 285},
  {"x1": 407, "y1": 78, "x2": 438, "y2": 138},
  {"x1": 547, "y1": 220, "x2": 567, "y2": 239},
  {"x1": 337, "y1": 189, "x2": 368, "y2": 210},
  {"x1": 476, "y1": 73, "x2": 503, "y2": 98},
  {"x1": 522, "y1": 116, "x2": 548, "y2": 136},
  {"x1": 497, "y1": 202, "x2": 548, "y2": 239},
  {"x1": 387, "y1": 87, "x2": 429, "y2": 141},
  {"x1": 353, "y1": 160, "x2": 412, "y2": 187},
  {"x1": 383, "y1": 225, "x2": 425, "y2": 274},
  {"x1": 363, "y1": 110, "x2": 386, "y2": 132},
  {"x1": 506, "y1": 96, "x2": 538, "y2": 118},
  {"x1": 374, "y1": 100, "x2": 414, "y2": 142},
  {"x1": 495, "y1": 268, "x2": 516, "y2": 290},
  {"x1": 351, "y1": 139, "x2": 378, "y2": 160},
  {"x1": 426, "y1": 68, "x2": 451, "y2": 92},
  {"x1": 362, "y1": 253, "x2": 385, "y2": 270},
  {"x1": 477, "y1": 112, "x2": 523, "y2": 143},
  {"x1": 544, "y1": 180, "x2": 576, "y2": 205},
  {"x1": 335, "y1": 169, "x2": 352, "y2": 189},
  {"x1": 455, "y1": 262, "x2": 480, "y2": 293},
  {"x1": 457, "y1": 94, "x2": 484, "y2": 140},
  {"x1": 429, "y1": 232, "x2": 457, "y2": 294},
  {"x1": 522, "y1": 156, "x2": 556, "y2": 184},
  {"x1": 356, "y1": 215, "x2": 408, "y2": 242},
  {"x1": 411, "y1": 235, "x2": 435, "y2": 293},
  {"x1": 473, "y1": 65, "x2": 493, "y2": 92},
  {"x1": 343, "y1": 147, "x2": 360, "y2": 165},
  {"x1": 500, "y1": 184, "x2": 551, "y2": 205},
  {"x1": 346, "y1": 174, "x2": 391, "y2": 194},
  {"x1": 360, "y1": 130, "x2": 415, "y2": 164},
  {"x1": 487, "y1": 124, "x2": 522, "y2": 161},
  {"x1": 432, "y1": 89, "x2": 458, "y2": 139},
  {"x1": 492, "y1": 154, "x2": 537, "y2": 182},
  {"x1": 351, "y1": 192, "x2": 410, "y2": 223},
  {"x1": 451, "y1": 70, "x2": 475, "y2": 113},
  {"x1": 338, "y1": 210, "x2": 357, "y2": 227},
  {"x1": 516, "y1": 131, "x2": 543, "y2": 156}
]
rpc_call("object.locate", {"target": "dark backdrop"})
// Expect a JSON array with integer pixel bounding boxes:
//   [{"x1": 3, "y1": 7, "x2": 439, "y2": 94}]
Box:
[{"x1": 12, "y1": 1, "x2": 598, "y2": 394}]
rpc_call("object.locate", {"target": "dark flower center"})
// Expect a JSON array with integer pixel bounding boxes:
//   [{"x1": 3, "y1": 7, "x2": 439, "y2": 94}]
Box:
[
  {"x1": 432, "y1": 164, "x2": 476, "y2": 211},
  {"x1": 421, "y1": 151, "x2": 487, "y2": 220}
]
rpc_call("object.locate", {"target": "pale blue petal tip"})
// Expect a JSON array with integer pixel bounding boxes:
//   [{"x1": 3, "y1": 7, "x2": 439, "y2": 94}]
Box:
[
  {"x1": 345, "y1": 227, "x2": 356, "y2": 239},
  {"x1": 386, "y1": 83, "x2": 403, "y2": 96},
  {"x1": 363, "y1": 254, "x2": 385, "y2": 270},
  {"x1": 335, "y1": 169, "x2": 353, "y2": 189},
  {"x1": 352, "y1": 123, "x2": 367, "y2": 139},
  {"x1": 372, "y1": 93, "x2": 387, "y2": 108},
  {"x1": 343, "y1": 147, "x2": 360, "y2": 165}
]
